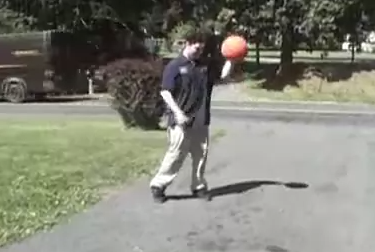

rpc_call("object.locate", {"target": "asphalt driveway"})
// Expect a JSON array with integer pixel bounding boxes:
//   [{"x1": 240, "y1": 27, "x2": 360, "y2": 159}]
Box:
[{"x1": 1, "y1": 117, "x2": 374, "y2": 252}]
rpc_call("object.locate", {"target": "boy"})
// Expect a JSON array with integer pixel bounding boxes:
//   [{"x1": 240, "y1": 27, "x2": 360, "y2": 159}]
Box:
[{"x1": 150, "y1": 30, "x2": 232, "y2": 203}]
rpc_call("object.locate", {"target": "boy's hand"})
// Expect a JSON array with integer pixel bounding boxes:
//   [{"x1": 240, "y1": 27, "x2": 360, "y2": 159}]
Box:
[
  {"x1": 175, "y1": 111, "x2": 189, "y2": 126},
  {"x1": 220, "y1": 60, "x2": 233, "y2": 80}
]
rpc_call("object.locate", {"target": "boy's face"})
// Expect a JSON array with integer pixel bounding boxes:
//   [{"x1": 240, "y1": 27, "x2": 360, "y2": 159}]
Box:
[{"x1": 185, "y1": 42, "x2": 205, "y2": 59}]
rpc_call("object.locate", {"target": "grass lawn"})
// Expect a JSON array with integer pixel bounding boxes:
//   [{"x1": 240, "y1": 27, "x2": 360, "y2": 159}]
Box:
[
  {"x1": 245, "y1": 80, "x2": 375, "y2": 104},
  {"x1": 0, "y1": 119, "x2": 180, "y2": 246},
  {"x1": 236, "y1": 54, "x2": 375, "y2": 104},
  {"x1": 163, "y1": 49, "x2": 375, "y2": 103},
  {"x1": 246, "y1": 49, "x2": 375, "y2": 61},
  {"x1": 162, "y1": 49, "x2": 375, "y2": 62},
  {"x1": 243, "y1": 68, "x2": 375, "y2": 104}
]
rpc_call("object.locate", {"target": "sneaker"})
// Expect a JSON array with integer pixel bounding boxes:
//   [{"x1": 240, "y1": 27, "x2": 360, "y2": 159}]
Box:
[
  {"x1": 151, "y1": 186, "x2": 166, "y2": 203},
  {"x1": 192, "y1": 187, "x2": 211, "y2": 201}
]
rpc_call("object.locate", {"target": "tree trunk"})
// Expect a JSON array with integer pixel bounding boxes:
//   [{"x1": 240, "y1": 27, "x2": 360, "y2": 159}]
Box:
[
  {"x1": 164, "y1": 37, "x2": 173, "y2": 52},
  {"x1": 254, "y1": 0, "x2": 260, "y2": 68},
  {"x1": 277, "y1": 28, "x2": 293, "y2": 80},
  {"x1": 255, "y1": 34, "x2": 260, "y2": 67},
  {"x1": 351, "y1": 42, "x2": 355, "y2": 63}
]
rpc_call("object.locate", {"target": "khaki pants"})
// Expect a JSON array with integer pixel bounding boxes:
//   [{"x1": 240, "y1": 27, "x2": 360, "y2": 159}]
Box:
[{"x1": 150, "y1": 125, "x2": 209, "y2": 191}]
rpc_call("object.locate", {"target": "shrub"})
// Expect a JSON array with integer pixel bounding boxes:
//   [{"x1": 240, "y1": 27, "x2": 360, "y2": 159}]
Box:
[
  {"x1": 169, "y1": 22, "x2": 195, "y2": 44},
  {"x1": 101, "y1": 56, "x2": 165, "y2": 130}
]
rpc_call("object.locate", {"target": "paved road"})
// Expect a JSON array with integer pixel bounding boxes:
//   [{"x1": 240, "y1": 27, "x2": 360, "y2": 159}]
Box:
[
  {"x1": 1, "y1": 118, "x2": 374, "y2": 252},
  {"x1": 1, "y1": 101, "x2": 375, "y2": 126}
]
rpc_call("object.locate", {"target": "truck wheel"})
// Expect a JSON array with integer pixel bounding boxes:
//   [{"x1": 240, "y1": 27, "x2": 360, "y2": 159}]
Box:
[{"x1": 3, "y1": 80, "x2": 27, "y2": 103}]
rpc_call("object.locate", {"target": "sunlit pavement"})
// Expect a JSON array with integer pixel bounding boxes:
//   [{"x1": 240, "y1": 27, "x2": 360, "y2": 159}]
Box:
[{"x1": 2, "y1": 118, "x2": 374, "y2": 252}]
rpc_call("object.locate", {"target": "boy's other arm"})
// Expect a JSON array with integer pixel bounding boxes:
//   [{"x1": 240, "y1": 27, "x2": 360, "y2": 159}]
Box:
[
  {"x1": 160, "y1": 63, "x2": 188, "y2": 124},
  {"x1": 220, "y1": 60, "x2": 233, "y2": 80}
]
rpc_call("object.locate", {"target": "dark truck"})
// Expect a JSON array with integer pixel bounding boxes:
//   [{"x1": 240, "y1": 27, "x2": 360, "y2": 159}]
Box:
[{"x1": 0, "y1": 18, "x2": 148, "y2": 103}]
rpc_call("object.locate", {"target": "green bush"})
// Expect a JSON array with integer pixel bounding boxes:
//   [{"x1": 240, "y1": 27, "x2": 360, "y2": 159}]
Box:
[
  {"x1": 169, "y1": 22, "x2": 195, "y2": 44},
  {"x1": 102, "y1": 57, "x2": 165, "y2": 130}
]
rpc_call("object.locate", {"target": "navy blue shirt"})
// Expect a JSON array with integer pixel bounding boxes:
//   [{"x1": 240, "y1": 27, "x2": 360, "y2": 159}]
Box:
[{"x1": 162, "y1": 55, "x2": 210, "y2": 127}]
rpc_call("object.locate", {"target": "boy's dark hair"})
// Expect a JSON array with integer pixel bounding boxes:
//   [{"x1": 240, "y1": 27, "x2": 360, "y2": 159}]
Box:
[{"x1": 184, "y1": 29, "x2": 206, "y2": 44}]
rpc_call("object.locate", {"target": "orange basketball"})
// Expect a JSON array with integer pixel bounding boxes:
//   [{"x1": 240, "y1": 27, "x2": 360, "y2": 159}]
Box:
[{"x1": 221, "y1": 35, "x2": 248, "y2": 60}]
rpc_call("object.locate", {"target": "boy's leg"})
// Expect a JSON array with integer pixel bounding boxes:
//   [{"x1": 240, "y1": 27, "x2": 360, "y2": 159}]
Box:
[
  {"x1": 189, "y1": 126, "x2": 209, "y2": 197},
  {"x1": 150, "y1": 125, "x2": 189, "y2": 202}
]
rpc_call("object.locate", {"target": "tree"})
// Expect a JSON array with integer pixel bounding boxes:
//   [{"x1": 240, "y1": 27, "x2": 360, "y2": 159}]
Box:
[
  {"x1": 1, "y1": 0, "x2": 156, "y2": 31},
  {"x1": 335, "y1": 0, "x2": 375, "y2": 62},
  {"x1": 226, "y1": 0, "x2": 274, "y2": 66}
]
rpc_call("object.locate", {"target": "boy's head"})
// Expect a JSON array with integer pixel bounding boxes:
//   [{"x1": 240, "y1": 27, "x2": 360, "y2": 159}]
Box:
[{"x1": 183, "y1": 29, "x2": 206, "y2": 59}]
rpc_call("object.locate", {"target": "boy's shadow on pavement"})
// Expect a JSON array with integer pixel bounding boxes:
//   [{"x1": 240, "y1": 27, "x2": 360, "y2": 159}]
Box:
[{"x1": 166, "y1": 180, "x2": 309, "y2": 201}]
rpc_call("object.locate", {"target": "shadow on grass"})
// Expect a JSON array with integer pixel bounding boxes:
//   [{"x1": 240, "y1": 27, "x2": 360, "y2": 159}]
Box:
[
  {"x1": 242, "y1": 59, "x2": 375, "y2": 91},
  {"x1": 166, "y1": 180, "x2": 309, "y2": 201},
  {"x1": 163, "y1": 55, "x2": 375, "y2": 91},
  {"x1": 257, "y1": 52, "x2": 375, "y2": 61}
]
